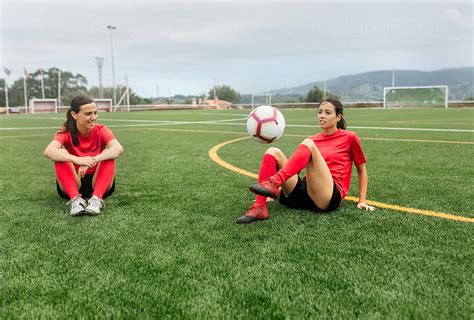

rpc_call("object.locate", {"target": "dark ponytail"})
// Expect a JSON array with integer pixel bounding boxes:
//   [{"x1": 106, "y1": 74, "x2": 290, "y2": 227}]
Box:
[
  {"x1": 59, "y1": 95, "x2": 94, "y2": 146},
  {"x1": 318, "y1": 98, "x2": 346, "y2": 130}
]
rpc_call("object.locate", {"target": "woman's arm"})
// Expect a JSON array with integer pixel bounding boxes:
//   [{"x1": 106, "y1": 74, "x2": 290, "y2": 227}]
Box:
[
  {"x1": 355, "y1": 163, "x2": 375, "y2": 211},
  {"x1": 94, "y1": 139, "x2": 124, "y2": 162},
  {"x1": 44, "y1": 140, "x2": 97, "y2": 167}
]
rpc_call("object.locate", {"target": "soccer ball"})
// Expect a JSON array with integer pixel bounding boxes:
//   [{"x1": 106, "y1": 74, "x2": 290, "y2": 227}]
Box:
[{"x1": 246, "y1": 105, "x2": 285, "y2": 144}]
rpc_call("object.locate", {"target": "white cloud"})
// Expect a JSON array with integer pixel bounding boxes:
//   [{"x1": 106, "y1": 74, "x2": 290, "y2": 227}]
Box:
[{"x1": 1, "y1": 1, "x2": 472, "y2": 96}]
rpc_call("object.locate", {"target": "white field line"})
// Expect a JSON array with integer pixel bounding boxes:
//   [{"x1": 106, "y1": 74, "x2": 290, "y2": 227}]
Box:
[
  {"x1": 7, "y1": 112, "x2": 248, "y2": 121},
  {"x1": 1, "y1": 118, "x2": 473, "y2": 133},
  {"x1": 195, "y1": 122, "x2": 474, "y2": 133},
  {"x1": 0, "y1": 118, "x2": 247, "y2": 131}
]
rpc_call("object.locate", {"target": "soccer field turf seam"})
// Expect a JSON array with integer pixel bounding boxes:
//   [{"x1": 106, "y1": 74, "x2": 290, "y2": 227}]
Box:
[{"x1": 208, "y1": 136, "x2": 474, "y2": 224}]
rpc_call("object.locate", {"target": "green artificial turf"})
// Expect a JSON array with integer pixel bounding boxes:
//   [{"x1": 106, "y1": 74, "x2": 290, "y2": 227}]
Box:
[{"x1": 0, "y1": 108, "x2": 473, "y2": 318}]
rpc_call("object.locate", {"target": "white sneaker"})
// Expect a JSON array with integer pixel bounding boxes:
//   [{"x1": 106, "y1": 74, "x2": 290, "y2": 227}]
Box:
[
  {"x1": 85, "y1": 195, "x2": 104, "y2": 215},
  {"x1": 66, "y1": 195, "x2": 86, "y2": 216}
]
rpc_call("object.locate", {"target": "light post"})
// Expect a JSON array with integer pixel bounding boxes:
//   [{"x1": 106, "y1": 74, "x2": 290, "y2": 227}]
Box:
[
  {"x1": 107, "y1": 25, "x2": 117, "y2": 105},
  {"x1": 95, "y1": 57, "x2": 104, "y2": 98}
]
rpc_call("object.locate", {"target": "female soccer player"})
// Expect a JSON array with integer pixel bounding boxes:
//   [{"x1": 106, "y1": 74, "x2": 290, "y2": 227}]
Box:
[
  {"x1": 44, "y1": 95, "x2": 124, "y2": 216},
  {"x1": 236, "y1": 98, "x2": 374, "y2": 224}
]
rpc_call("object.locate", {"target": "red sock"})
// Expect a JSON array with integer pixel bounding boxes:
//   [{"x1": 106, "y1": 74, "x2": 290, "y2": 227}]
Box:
[
  {"x1": 256, "y1": 154, "x2": 278, "y2": 205},
  {"x1": 55, "y1": 162, "x2": 80, "y2": 200},
  {"x1": 93, "y1": 160, "x2": 115, "y2": 199},
  {"x1": 273, "y1": 144, "x2": 312, "y2": 186}
]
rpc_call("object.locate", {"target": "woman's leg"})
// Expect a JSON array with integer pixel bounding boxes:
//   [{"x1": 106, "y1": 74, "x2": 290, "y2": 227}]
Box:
[
  {"x1": 264, "y1": 147, "x2": 298, "y2": 198},
  {"x1": 251, "y1": 139, "x2": 334, "y2": 210},
  {"x1": 91, "y1": 159, "x2": 115, "y2": 199},
  {"x1": 55, "y1": 161, "x2": 81, "y2": 199},
  {"x1": 299, "y1": 139, "x2": 334, "y2": 210},
  {"x1": 250, "y1": 141, "x2": 313, "y2": 198},
  {"x1": 236, "y1": 147, "x2": 298, "y2": 224}
]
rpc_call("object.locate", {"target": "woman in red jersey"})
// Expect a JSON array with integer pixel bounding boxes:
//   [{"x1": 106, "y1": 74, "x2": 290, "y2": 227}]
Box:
[
  {"x1": 44, "y1": 95, "x2": 123, "y2": 216},
  {"x1": 236, "y1": 98, "x2": 374, "y2": 224}
]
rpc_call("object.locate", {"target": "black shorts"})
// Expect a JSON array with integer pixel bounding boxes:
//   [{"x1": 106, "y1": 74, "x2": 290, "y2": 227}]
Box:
[
  {"x1": 56, "y1": 174, "x2": 115, "y2": 200},
  {"x1": 279, "y1": 176, "x2": 342, "y2": 212}
]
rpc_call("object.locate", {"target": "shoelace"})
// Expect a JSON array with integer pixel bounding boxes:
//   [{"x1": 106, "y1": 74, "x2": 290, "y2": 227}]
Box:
[
  {"x1": 89, "y1": 197, "x2": 105, "y2": 208},
  {"x1": 66, "y1": 195, "x2": 84, "y2": 206}
]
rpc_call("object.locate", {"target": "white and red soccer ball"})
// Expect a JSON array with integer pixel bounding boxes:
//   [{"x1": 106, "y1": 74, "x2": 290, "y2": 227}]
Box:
[{"x1": 246, "y1": 105, "x2": 285, "y2": 144}]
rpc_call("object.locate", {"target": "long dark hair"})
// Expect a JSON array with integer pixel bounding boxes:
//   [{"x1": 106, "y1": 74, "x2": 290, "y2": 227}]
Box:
[
  {"x1": 59, "y1": 95, "x2": 94, "y2": 146},
  {"x1": 318, "y1": 98, "x2": 346, "y2": 130}
]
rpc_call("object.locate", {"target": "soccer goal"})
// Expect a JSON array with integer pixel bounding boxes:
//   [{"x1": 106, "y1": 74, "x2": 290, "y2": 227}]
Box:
[
  {"x1": 383, "y1": 85, "x2": 448, "y2": 108},
  {"x1": 94, "y1": 99, "x2": 113, "y2": 112},
  {"x1": 29, "y1": 99, "x2": 58, "y2": 114},
  {"x1": 251, "y1": 94, "x2": 272, "y2": 108}
]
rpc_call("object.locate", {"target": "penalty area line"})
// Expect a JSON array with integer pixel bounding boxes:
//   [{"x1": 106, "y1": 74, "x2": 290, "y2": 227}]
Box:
[{"x1": 208, "y1": 137, "x2": 474, "y2": 223}]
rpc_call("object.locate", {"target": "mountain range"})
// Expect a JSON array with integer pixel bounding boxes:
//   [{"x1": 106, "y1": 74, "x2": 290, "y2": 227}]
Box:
[{"x1": 268, "y1": 67, "x2": 474, "y2": 101}]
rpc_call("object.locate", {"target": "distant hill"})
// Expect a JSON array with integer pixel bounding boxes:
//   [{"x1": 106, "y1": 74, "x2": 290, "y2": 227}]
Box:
[{"x1": 268, "y1": 67, "x2": 474, "y2": 101}]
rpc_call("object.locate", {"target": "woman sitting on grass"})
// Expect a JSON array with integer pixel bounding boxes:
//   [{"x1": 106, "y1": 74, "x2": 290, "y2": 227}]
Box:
[
  {"x1": 44, "y1": 95, "x2": 124, "y2": 216},
  {"x1": 236, "y1": 98, "x2": 374, "y2": 224}
]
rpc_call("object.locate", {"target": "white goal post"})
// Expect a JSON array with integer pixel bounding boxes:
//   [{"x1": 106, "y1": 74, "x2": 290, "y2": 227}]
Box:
[
  {"x1": 383, "y1": 85, "x2": 448, "y2": 108},
  {"x1": 29, "y1": 99, "x2": 58, "y2": 114},
  {"x1": 251, "y1": 94, "x2": 272, "y2": 108},
  {"x1": 94, "y1": 99, "x2": 113, "y2": 112}
]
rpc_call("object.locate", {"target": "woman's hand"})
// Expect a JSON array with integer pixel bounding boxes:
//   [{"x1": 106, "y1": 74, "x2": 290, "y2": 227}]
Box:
[
  {"x1": 78, "y1": 166, "x2": 88, "y2": 178},
  {"x1": 357, "y1": 202, "x2": 375, "y2": 212},
  {"x1": 74, "y1": 156, "x2": 97, "y2": 167}
]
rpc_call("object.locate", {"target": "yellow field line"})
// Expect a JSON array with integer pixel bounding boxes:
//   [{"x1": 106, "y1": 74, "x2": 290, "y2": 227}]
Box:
[
  {"x1": 208, "y1": 137, "x2": 260, "y2": 179},
  {"x1": 208, "y1": 137, "x2": 474, "y2": 223}
]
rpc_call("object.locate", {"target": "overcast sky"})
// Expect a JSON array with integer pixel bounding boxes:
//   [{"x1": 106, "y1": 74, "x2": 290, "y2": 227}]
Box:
[{"x1": 1, "y1": 0, "x2": 472, "y2": 97}]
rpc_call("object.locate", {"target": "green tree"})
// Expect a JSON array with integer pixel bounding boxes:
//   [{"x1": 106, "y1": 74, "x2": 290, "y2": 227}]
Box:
[
  {"x1": 208, "y1": 84, "x2": 241, "y2": 103},
  {"x1": 305, "y1": 85, "x2": 339, "y2": 103},
  {"x1": 2, "y1": 68, "x2": 88, "y2": 107},
  {"x1": 305, "y1": 85, "x2": 324, "y2": 102}
]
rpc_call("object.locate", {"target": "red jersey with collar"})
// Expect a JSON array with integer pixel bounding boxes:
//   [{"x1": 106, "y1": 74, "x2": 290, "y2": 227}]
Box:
[
  {"x1": 54, "y1": 124, "x2": 115, "y2": 174},
  {"x1": 309, "y1": 129, "x2": 366, "y2": 199}
]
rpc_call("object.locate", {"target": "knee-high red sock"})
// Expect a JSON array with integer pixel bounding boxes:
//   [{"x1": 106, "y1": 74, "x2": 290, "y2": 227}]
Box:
[
  {"x1": 93, "y1": 160, "x2": 115, "y2": 199},
  {"x1": 55, "y1": 162, "x2": 79, "y2": 200},
  {"x1": 256, "y1": 154, "x2": 278, "y2": 205},
  {"x1": 272, "y1": 144, "x2": 312, "y2": 186}
]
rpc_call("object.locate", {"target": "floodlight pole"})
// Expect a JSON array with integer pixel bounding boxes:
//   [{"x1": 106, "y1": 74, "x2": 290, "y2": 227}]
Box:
[
  {"x1": 95, "y1": 57, "x2": 104, "y2": 98},
  {"x1": 323, "y1": 80, "x2": 327, "y2": 99},
  {"x1": 107, "y1": 25, "x2": 117, "y2": 106},
  {"x1": 4, "y1": 80, "x2": 9, "y2": 115},
  {"x1": 40, "y1": 69, "x2": 45, "y2": 99},
  {"x1": 23, "y1": 76, "x2": 28, "y2": 113},
  {"x1": 57, "y1": 69, "x2": 61, "y2": 106}
]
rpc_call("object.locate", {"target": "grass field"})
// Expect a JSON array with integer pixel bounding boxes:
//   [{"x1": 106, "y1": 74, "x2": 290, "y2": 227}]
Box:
[{"x1": 0, "y1": 107, "x2": 473, "y2": 318}]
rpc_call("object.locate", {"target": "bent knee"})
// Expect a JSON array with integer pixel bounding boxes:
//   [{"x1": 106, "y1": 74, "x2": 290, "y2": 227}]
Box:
[
  {"x1": 301, "y1": 138, "x2": 317, "y2": 149},
  {"x1": 265, "y1": 147, "x2": 283, "y2": 156}
]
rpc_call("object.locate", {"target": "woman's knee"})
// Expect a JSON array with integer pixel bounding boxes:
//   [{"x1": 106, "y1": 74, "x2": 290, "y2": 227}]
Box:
[
  {"x1": 301, "y1": 138, "x2": 317, "y2": 150},
  {"x1": 265, "y1": 147, "x2": 283, "y2": 157}
]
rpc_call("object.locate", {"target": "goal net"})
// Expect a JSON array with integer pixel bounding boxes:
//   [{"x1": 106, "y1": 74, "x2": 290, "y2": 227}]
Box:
[
  {"x1": 29, "y1": 99, "x2": 58, "y2": 114},
  {"x1": 383, "y1": 86, "x2": 448, "y2": 108}
]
